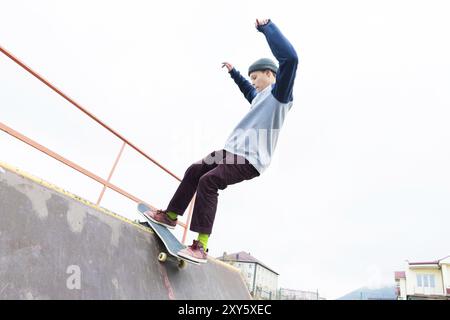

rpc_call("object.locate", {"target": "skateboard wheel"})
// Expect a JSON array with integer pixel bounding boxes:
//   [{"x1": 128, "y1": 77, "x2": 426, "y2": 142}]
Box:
[
  {"x1": 178, "y1": 259, "x2": 187, "y2": 269},
  {"x1": 158, "y1": 252, "x2": 167, "y2": 262}
]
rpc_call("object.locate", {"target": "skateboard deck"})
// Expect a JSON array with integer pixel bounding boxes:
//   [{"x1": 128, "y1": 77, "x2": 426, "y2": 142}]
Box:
[{"x1": 137, "y1": 203, "x2": 199, "y2": 267}]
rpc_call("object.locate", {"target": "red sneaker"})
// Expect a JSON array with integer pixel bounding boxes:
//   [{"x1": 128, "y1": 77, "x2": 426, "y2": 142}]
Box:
[
  {"x1": 177, "y1": 240, "x2": 208, "y2": 264},
  {"x1": 143, "y1": 209, "x2": 177, "y2": 229}
]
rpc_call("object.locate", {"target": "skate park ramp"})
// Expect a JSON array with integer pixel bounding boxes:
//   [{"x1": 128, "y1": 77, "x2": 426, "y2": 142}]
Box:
[{"x1": 0, "y1": 162, "x2": 251, "y2": 300}]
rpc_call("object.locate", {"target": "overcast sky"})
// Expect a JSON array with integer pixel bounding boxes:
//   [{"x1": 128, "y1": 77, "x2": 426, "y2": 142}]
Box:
[{"x1": 1, "y1": 0, "x2": 450, "y2": 299}]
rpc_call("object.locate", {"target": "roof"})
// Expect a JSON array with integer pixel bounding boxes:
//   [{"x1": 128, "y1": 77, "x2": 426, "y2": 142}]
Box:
[
  {"x1": 408, "y1": 255, "x2": 450, "y2": 266},
  {"x1": 394, "y1": 271, "x2": 406, "y2": 280},
  {"x1": 409, "y1": 260, "x2": 439, "y2": 266},
  {"x1": 217, "y1": 251, "x2": 279, "y2": 275}
]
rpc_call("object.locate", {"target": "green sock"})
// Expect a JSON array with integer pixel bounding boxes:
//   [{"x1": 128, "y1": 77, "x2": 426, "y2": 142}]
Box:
[
  {"x1": 197, "y1": 233, "x2": 209, "y2": 250},
  {"x1": 166, "y1": 211, "x2": 178, "y2": 221}
]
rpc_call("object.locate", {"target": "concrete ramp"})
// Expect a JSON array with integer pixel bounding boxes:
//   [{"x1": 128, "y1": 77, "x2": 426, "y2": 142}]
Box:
[{"x1": 0, "y1": 163, "x2": 251, "y2": 300}]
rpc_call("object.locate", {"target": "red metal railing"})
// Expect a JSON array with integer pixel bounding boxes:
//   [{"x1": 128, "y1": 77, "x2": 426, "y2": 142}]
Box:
[{"x1": 0, "y1": 45, "x2": 194, "y2": 244}]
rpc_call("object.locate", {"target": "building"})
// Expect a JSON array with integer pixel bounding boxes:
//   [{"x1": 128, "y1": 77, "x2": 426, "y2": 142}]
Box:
[
  {"x1": 394, "y1": 255, "x2": 450, "y2": 300},
  {"x1": 217, "y1": 252, "x2": 278, "y2": 299}
]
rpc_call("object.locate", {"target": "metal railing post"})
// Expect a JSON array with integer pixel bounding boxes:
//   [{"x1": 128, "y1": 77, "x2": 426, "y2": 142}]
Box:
[
  {"x1": 97, "y1": 141, "x2": 126, "y2": 205},
  {"x1": 182, "y1": 196, "x2": 196, "y2": 245}
]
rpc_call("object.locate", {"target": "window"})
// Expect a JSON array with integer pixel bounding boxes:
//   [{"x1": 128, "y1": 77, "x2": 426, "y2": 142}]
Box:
[
  {"x1": 430, "y1": 275, "x2": 435, "y2": 288},
  {"x1": 416, "y1": 274, "x2": 436, "y2": 288},
  {"x1": 423, "y1": 275, "x2": 429, "y2": 287},
  {"x1": 417, "y1": 274, "x2": 422, "y2": 287}
]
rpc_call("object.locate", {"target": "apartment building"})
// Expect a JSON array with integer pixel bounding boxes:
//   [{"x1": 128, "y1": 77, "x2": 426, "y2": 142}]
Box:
[{"x1": 217, "y1": 251, "x2": 278, "y2": 299}]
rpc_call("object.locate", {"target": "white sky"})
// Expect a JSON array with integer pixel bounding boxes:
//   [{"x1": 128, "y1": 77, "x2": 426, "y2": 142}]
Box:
[{"x1": 1, "y1": 0, "x2": 450, "y2": 299}]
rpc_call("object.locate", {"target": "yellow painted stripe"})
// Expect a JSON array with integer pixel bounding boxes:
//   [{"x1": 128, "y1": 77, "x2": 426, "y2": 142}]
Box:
[
  {"x1": 0, "y1": 160, "x2": 153, "y2": 235},
  {"x1": 211, "y1": 258, "x2": 241, "y2": 272}
]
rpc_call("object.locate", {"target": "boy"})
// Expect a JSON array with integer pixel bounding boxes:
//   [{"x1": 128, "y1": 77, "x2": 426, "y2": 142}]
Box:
[{"x1": 145, "y1": 18, "x2": 298, "y2": 263}]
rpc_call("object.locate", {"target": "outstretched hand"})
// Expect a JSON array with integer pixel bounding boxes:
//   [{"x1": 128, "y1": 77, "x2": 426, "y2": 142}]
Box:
[
  {"x1": 221, "y1": 62, "x2": 234, "y2": 72},
  {"x1": 255, "y1": 19, "x2": 270, "y2": 28},
  {"x1": 222, "y1": 20, "x2": 269, "y2": 73}
]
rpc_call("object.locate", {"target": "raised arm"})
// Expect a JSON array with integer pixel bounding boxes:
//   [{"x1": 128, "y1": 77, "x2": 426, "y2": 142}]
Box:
[
  {"x1": 222, "y1": 62, "x2": 257, "y2": 104},
  {"x1": 256, "y1": 19, "x2": 299, "y2": 103}
]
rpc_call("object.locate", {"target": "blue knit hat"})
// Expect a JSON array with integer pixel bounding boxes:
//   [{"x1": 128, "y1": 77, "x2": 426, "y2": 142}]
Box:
[{"x1": 248, "y1": 58, "x2": 278, "y2": 76}]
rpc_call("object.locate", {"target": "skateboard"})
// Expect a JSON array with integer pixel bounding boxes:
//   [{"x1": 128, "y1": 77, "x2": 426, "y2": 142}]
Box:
[{"x1": 137, "y1": 203, "x2": 199, "y2": 268}]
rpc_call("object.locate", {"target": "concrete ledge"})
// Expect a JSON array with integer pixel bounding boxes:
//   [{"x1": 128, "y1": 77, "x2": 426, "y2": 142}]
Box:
[{"x1": 0, "y1": 161, "x2": 251, "y2": 300}]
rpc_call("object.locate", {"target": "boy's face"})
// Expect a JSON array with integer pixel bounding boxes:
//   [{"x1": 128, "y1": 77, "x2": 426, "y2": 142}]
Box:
[{"x1": 249, "y1": 70, "x2": 275, "y2": 92}]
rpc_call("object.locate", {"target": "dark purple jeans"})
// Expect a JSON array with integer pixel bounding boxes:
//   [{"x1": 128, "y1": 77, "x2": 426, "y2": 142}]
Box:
[{"x1": 166, "y1": 149, "x2": 260, "y2": 234}]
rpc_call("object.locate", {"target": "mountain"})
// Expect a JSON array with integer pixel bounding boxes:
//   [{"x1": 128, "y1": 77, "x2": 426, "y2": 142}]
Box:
[{"x1": 337, "y1": 286, "x2": 397, "y2": 300}]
